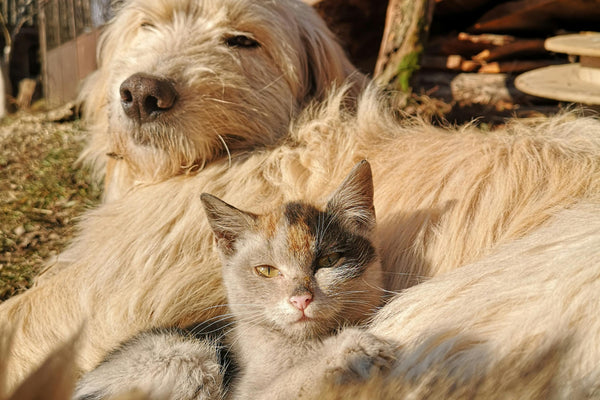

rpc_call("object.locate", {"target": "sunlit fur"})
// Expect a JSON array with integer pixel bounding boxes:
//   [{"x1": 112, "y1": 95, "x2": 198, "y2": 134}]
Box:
[
  {"x1": 78, "y1": 0, "x2": 364, "y2": 202},
  {"x1": 0, "y1": 327, "x2": 77, "y2": 400},
  {"x1": 2, "y1": 0, "x2": 600, "y2": 394},
  {"x1": 2, "y1": 84, "x2": 600, "y2": 391},
  {"x1": 0, "y1": 327, "x2": 151, "y2": 400},
  {"x1": 305, "y1": 203, "x2": 600, "y2": 399}
]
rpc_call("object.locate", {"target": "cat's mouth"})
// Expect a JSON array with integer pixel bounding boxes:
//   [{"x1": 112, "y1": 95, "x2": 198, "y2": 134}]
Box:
[{"x1": 296, "y1": 315, "x2": 311, "y2": 323}]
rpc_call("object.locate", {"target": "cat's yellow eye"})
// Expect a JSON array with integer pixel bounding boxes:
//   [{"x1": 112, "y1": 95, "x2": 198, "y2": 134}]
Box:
[
  {"x1": 316, "y1": 252, "x2": 342, "y2": 269},
  {"x1": 255, "y1": 265, "x2": 280, "y2": 278}
]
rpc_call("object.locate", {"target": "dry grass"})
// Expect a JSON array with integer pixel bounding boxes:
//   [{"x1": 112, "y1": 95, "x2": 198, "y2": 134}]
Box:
[{"x1": 0, "y1": 112, "x2": 101, "y2": 301}]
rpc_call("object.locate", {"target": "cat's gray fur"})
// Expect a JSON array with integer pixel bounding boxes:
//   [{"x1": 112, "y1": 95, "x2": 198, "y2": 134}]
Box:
[
  {"x1": 73, "y1": 328, "x2": 225, "y2": 399},
  {"x1": 73, "y1": 161, "x2": 392, "y2": 400}
]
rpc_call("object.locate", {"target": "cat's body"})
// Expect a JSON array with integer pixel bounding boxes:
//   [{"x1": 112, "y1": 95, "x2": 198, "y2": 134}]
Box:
[
  {"x1": 201, "y1": 160, "x2": 387, "y2": 399},
  {"x1": 73, "y1": 161, "x2": 391, "y2": 400},
  {"x1": 72, "y1": 328, "x2": 226, "y2": 400}
]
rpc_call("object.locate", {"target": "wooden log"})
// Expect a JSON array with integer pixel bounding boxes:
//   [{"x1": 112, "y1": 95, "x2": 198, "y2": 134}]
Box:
[
  {"x1": 421, "y1": 55, "x2": 480, "y2": 72},
  {"x1": 471, "y1": 0, "x2": 600, "y2": 33},
  {"x1": 478, "y1": 59, "x2": 562, "y2": 73},
  {"x1": 426, "y1": 33, "x2": 515, "y2": 57},
  {"x1": 374, "y1": 0, "x2": 436, "y2": 91},
  {"x1": 16, "y1": 77, "x2": 36, "y2": 109},
  {"x1": 414, "y1": 71, "x2": 540, "y2": 105},
  {"x1": 473, "y1": 39, "x2": 546, "y2": 62}
]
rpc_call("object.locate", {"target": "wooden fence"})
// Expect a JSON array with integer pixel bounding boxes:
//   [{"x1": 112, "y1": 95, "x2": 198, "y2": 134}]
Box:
[{"x1": 39, "y1": 0, "x2": 109, "y2": 106}]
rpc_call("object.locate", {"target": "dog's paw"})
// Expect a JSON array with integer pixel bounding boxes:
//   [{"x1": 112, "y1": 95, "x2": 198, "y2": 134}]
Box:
[{"x1": 322, "y1": 328, "x2": 396, "y2": 383}]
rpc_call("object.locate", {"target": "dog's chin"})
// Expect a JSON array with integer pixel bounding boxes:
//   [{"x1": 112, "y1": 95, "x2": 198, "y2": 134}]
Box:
[
  {"x1": 130, "y1": 128, "x2": 157, "y2": 147},
  {"x1": 125, "y1": 119, "x2": 180, "y2": 149}
]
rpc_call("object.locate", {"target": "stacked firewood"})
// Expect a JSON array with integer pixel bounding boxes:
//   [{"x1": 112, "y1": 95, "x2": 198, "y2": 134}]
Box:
[
  {"x1": 413, "y1": 0, "x2": 600, "y2": 108},
  {"x1": 308, "y1": 0, "x2": 600, "y2": 114}
]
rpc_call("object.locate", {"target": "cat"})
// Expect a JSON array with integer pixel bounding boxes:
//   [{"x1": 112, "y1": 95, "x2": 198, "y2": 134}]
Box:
[
  {"x1": 73, "y1": 160, "x2": 392, "y2": 400},
  {"x1": 201, "y1": 160, "x2": 392, "y2": 399}
]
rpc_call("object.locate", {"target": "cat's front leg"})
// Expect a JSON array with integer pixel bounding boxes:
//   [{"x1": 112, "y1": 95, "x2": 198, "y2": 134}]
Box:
[
  {"x1": 318, "y1": 327, "x2": 396, "y2": 384},
  {"x1": 254, "y1": 328, "x2": 395, "y2": 400}
]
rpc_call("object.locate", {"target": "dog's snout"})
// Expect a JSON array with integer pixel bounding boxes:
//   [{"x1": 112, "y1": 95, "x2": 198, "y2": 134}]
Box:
[{"x1": 119, "y1": 73, "x2": 177, "y2": 123}]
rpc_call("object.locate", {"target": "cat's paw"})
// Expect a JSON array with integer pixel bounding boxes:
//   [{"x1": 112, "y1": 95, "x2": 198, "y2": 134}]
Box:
[{"x1": 322, "y1": 328, "x2": 396, "y2": 383}]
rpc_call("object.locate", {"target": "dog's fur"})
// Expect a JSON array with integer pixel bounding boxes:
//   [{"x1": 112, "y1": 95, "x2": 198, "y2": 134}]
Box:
[
  {"x1": 2, "y1": 0, "x2": 600, "y2": 395},
  {"x1": 79, "y1": 0, "x2": 364, "y2": 202},
  {"x1": 308, "y1": 203, "x2": 600, "y2": 399}
]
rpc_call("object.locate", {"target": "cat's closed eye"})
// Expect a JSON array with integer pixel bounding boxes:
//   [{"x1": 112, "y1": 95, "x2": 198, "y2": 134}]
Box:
[
  {"x1": 255, "y1": 265, "x2": 281, "y2": 278},
  {"x1": 316, "y1": 252, "x2": 342, "y2": 269}
]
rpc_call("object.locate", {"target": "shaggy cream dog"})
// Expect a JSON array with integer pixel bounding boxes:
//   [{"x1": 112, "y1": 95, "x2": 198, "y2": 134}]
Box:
[
  {"x1": 2, "y1": 0, "x2": 600, "y2": 395},
  {"x1": 79, "y1": 0, "x2": 364, "y2": 202}
]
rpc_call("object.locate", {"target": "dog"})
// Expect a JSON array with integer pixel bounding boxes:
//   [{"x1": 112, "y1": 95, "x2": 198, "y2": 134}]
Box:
[
  {"x1": 2, "y1": 0, "x2": 600, "y2": 394},
  {"x1": 78, "y1": 0, "x2": 365, "y2": 202}
]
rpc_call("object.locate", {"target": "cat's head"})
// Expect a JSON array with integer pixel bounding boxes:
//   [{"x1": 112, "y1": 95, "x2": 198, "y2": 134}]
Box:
[{"x1": 201, "y1": 161, "x2": 382, "y2": 340}]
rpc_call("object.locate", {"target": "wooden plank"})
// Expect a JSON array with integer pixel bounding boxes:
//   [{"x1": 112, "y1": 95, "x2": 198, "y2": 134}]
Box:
[
  {"x1": 515, "y1": 63, "x2": 600, "y2": 105},
  {"x1": 545, "y1": 33, "x2": 600, "y2": 57},
  {"x1": 46, "y1": 39, "x2": 79, "y2": 106},
  {"x1": 60, "y1": 39, "x2": 79, "y2": 102},
  {"x1": 76, "y1": 28, "x2": 98, "y2": 80},
  {"x1": 46, "y1": 42, "x2": 64, "y2": 106},
  {"x1": 0, "y1": 61, "x2": 6, "y2": 118},
  {"x1": 38, "y1": 1, "x2": 49, "y2": 100},
  {"x1": 50, "y1": 0, "x2": 61, "y2": 48}
]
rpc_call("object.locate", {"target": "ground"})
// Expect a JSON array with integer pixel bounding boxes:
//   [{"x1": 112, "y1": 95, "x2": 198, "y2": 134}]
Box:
[{"x1": 0, "y1": 112, "x2": 101, "y2": 301}]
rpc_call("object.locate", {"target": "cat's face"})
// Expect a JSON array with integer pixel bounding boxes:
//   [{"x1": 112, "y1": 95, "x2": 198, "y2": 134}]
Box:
[
  {"x1": 202, "y1": 161, "x2": 383, "y2": 340},
  {"x1": 223, "y1": 201, "x2": 381, "y2": 339}
]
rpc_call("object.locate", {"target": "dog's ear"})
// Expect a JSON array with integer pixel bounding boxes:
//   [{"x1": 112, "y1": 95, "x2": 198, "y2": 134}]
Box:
[{"x1": 296, "y1": 6, "x2": 367, "y2": 103}]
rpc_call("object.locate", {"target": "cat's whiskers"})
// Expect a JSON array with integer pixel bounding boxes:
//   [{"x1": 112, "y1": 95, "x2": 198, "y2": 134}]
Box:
[{"x1": 190, "y1": 303, "x2": 266, "y2": 336}]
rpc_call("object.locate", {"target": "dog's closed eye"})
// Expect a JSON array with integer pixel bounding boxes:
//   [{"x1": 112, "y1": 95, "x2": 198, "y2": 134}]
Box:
[
  {"x1": 140, "y1": 21, "x2": 156, "y2": 29},
  {"x1": 225, "y1": 35, "x2": 260, "y2": 49}
]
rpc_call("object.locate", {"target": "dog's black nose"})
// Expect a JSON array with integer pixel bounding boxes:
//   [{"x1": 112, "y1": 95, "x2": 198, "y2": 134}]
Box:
[{"x1": 119, "y1": 73, "x2": 177, "y2": 123}]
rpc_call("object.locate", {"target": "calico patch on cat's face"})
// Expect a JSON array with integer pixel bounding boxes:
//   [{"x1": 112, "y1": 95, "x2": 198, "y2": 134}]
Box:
[{"x1": 202, "y1": 161, "x2": 383, "y2": 339}]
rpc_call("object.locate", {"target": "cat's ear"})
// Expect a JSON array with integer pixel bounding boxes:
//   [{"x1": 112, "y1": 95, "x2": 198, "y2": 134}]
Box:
[
  {"x1": 326, "y1": 160, "x2": 375, "y2": 233},
  {"x1": 201, "y1": 193, "x2": 256, "y2": 255}
]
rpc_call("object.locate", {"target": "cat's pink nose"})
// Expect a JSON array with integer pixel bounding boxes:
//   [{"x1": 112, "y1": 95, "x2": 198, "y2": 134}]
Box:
[{"x1": 290, "y1": 294, "x2": 312, "y2": 310}]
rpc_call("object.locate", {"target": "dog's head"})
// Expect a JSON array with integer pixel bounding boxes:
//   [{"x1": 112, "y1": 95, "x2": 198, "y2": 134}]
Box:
[{"x1": 80, "y1": 0, "x2": 365, "y2": 200}]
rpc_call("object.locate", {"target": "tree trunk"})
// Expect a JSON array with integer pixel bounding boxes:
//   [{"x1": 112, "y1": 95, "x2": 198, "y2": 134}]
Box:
[{"x1": 374, "y1": 0, "x2": 435, "y2": 91}]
